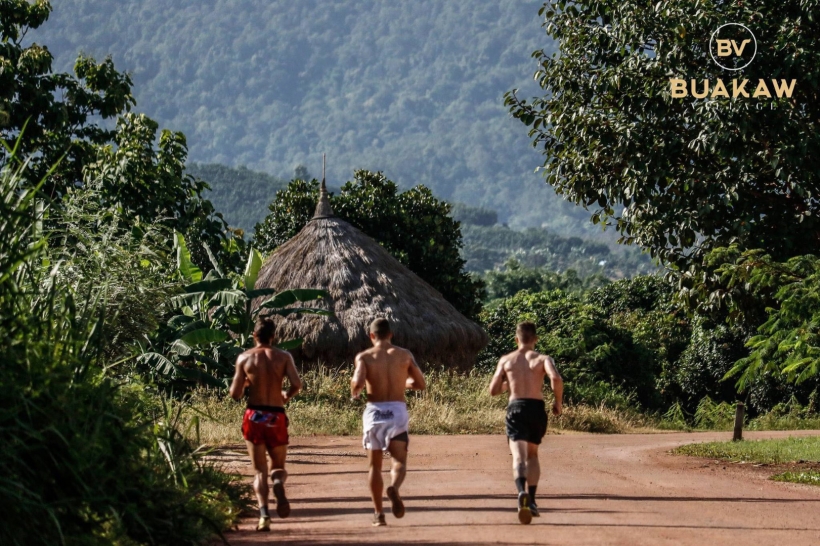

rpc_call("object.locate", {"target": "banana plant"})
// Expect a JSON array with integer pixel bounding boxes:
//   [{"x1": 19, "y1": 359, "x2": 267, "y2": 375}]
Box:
[{"x1": 137, "y1": 233, "x2": 332, "y2": 390}]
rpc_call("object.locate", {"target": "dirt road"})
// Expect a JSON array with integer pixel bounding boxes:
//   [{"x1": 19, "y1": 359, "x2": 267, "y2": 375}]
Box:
[{"x1": 214, "y1": 430, "x2": 820, "y2": 545}]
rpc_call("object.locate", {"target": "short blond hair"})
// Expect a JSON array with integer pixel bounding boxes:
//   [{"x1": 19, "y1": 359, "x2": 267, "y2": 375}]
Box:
[
  {"x1": 516, "y1": 321, "x2": 537, "y2": 343},
  {"x1": 369, "y1": 317, "x2": 391, "y2": 339}
]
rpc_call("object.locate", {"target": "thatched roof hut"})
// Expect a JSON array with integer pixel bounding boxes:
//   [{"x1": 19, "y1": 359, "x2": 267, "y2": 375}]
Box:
[{"x1": 253, "y1": 180, "x2": 488, "y2": 369}]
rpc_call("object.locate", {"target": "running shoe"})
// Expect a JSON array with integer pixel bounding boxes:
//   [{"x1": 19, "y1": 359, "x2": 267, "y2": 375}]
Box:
[
  {"x1": 517, "y1": 492, "x2": 533, "y2": 524},
  {"x1": 530, "y1": 502, "x2": 540, "y2": 517},
  {"x1": 256, "y1": 516, "x2": 271, "y2": 532},
  {"x1": 386, "y1": 486, "x2": 405, "y2": 518},
  {"x1": 273, "y1": 480, "x2": 290, "y2": 518},
  {"x1": 372, "y1": 512, "x2": 387, "y2": 526}
]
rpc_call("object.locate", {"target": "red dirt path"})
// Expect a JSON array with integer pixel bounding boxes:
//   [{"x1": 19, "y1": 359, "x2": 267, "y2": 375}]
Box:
[{"x1": 213, "y1": 430, "x2": 820, "y2": 545}]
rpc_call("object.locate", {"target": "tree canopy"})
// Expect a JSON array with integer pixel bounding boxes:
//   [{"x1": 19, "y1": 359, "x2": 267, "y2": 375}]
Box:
[
  {"x1": 506, "y1": 0, "x2": 820, "y2": 269},
  {"x1": 1, "y1": 0, "x2": 237, "y2": 271}
]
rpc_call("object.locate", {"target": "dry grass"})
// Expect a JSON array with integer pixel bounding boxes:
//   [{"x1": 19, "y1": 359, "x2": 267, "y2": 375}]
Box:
[{"x1": 182, "y1": 367, "x2": 662, "y2": 445}]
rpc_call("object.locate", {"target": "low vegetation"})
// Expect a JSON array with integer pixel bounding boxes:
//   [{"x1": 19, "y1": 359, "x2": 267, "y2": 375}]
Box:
[
  {"x1": 674, "y1": 437, "x2": 820, "y2": 465},
  {"x1": 675, "y1": 436, "x2": 820, "y2": 487},
  {"x1": 179, "y1": 368, "x2": 820, "y2": 446}
]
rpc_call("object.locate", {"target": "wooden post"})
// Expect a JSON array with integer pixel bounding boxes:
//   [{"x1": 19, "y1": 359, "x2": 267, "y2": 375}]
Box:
[{"x1": 732, "y1": 402, "x2": 745, "y2": 441}]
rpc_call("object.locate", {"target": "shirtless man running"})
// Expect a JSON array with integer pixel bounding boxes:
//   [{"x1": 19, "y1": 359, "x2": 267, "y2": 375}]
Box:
[
  {"x1": 489, "y1": 321, "x2": 563, "y2": 524},
  {"x1": 351, "y1": 317, "x2": 426, "y2": 527},
  {"x1": 230, "y1": 317, "x2": 302, "y2": 532}
]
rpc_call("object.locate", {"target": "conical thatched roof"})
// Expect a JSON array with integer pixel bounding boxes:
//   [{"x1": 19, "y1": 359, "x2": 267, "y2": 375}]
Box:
[{"x1": 253, "y1": 180, "x2": 488, "y2": 369}]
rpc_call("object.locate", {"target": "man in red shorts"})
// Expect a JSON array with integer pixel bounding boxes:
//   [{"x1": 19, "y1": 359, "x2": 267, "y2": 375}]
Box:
[{"x1": 230, "y1": 317, "x2": 302, "y2": 532}]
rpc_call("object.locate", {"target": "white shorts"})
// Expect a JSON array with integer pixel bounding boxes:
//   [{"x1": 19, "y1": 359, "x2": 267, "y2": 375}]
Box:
[{"x1": 362, "y1": 401, "x2": 409, "y2": 451}]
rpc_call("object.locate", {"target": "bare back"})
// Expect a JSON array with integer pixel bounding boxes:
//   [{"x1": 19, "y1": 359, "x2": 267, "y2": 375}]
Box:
[
  {"x1": 232, "y1": 346, "x2": 296, "y2": 406},
  {"x1": 497, "y1": 349, "x2": 552, "y2": 401},
  {"x1": 352, "y1": 344, "x2": 425, "y2": 402}
]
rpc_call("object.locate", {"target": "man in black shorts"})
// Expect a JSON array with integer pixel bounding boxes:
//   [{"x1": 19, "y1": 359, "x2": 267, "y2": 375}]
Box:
[{"x1": 489, "y1": 321, "x2": 563, "y2": 524}]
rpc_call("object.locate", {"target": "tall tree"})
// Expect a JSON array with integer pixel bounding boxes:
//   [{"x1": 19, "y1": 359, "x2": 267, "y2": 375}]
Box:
[
  {"x1": 505, "y1": 0, "x2": 820, "y2": 270},
  {"x1": 254, "y1": 170, "x2": 486, "y2": 319},
  {"x1": 0, "y1": 0, "x2": 238, "y2": 271}
]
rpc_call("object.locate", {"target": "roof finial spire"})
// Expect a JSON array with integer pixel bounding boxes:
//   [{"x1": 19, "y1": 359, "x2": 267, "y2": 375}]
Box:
[{"x1": 313, "y1": 153, "x2": 333, "y2": 219}]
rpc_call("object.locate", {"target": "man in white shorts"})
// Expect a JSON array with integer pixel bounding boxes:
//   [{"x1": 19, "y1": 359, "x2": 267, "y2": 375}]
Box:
[{"x1": 351, "y1": 317, "x2": 426, "y2": 526}]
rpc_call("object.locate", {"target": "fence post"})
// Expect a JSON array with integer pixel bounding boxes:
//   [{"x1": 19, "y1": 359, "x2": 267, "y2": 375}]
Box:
[{"x1": 732, "y1": 402, "x2": 745, "y2": 441}]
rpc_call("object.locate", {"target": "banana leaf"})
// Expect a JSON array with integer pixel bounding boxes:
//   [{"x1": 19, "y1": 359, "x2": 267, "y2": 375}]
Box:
[
  {"x1": 184, "y1": 278, "x2": 232, "y2": 294},
  {"x1": 169, "y1": 339, "x2": 193, "y2": 357},
  {"x1": 180, "y1": 328, "x2": 229, "y2": 346},
  {"x1": 174, "y1": 232, "x2": 202, "y2": 283},
  {"x1": 243, "y1": 248, "x2": 263, "y2": 291},
  {"x1": 276, "y1": 338, "x2": 303, "y2": 350},
  {"x1": 207, "y1": 289, "x2": 248, "y2": 308},
  {"x1": 137, "y1": 352, "x2": 175, "y2": 375},
  {"x1": 170, "y1": 292, "x2": 205, "y2": 309},
  {"x1": 257, "y1": 289, "x2": 330, "y2": 310},
  {"x1": 167, "y1": 314, "x2": 194, "y2": 328}
]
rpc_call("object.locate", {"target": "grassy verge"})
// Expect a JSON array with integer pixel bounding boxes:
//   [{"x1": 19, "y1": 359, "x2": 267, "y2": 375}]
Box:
[
  {"x1": 184, "y1": 368, "x2": 820, "y2": 445},
  {"x1": 674, "y1": 436, "x2": 820, "y2": 487},
  {"x1": 674, "y1": 436, "x2": 820, "y2": 464},
  {"x1": 185, "y1": 367, "x2": 661, "y2": 445},
  {"x1": 772, "y1": 470, "x2": 820, "y2": 485}
]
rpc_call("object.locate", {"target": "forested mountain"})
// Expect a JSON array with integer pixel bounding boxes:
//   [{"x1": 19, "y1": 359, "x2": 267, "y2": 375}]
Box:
[
  {"x1": 186, "y1": 163, "x2": 287, "y2": 234},
  {"x1": 34, "y1": 0, "x2": 603, "y2": 234}
]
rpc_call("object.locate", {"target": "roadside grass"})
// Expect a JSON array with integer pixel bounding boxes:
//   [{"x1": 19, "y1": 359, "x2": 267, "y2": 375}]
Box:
[
  {"x1": 674, "y1": 436, "x2": 820, "y2": 487},
  {"x1": 181, "y1": 367, "x2": 820, "y2": 446},
  {"x1": 673, "y1": 436, "x2": 820, "y2": 464},
  {"x1": 772, "y1": 471, "x2": 820, "y2": 485},
  {"x1": 184, "y1": 367, "x2": 661, "y2": 445}
]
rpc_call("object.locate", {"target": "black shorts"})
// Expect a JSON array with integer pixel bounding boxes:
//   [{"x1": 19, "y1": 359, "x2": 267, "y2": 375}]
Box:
[{"x1": 505, "y1": 399, "x2": 548, "y2": 445}]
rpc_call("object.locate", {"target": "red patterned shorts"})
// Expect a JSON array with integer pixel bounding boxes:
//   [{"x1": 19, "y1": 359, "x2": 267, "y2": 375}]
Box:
[{"x1": 242, "y1": 405, "x2": 289, "y2": 449}]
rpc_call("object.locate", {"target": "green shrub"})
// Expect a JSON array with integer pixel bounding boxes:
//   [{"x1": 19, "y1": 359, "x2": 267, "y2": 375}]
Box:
[
  {"x1": 477, "y1": 288, "x2": 661, "y2": 409},
  {"x1": 0, "y1": 156, "x2": 246, "y2": 545}
]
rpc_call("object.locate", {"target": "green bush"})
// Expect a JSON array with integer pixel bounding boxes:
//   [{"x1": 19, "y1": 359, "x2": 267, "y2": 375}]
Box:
[
  {"x1": 478, "y1": 288, "x2": 661, "y2": 409},
  {"x1": 0, "y1": 157, "x2": 245, "y2": 545}
]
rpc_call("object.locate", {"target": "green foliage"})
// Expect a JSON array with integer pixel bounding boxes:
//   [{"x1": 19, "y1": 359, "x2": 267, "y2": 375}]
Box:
[
  {"x1": 675, "y1": 437, "x2": 820, "y2": 465},
  {"x1": 692, "y1": 397, "x2": 737, "y2": 430},
  {"x1": 728, "y1": 253, "x2": 820, "y2": 387},
  {"x1": 0, "y1": 153, "x2": 244, "y2": 545},
  {"x1": 478, "y1": 288, "x2": 663, "y2": 409},
  {"x1": 506, "y1": 0, "x2": 820, "y2": 270},
  {"x1": 254, "y1": 171, "x2": 486, "y2": 319},
  {"x1": 484, "y1": 258, "x2": 609, "y2": 302},
  {"x1": 45, "y1": 178, "x2": 173, "y2": 365},
  {"x1": 0, "y1": 2, "x2": 242, "y2": 274},
  {"x1": 139, "y1": 233, "x2": 332, "y2": 390},
  {"x1": 187, "y1": 162, "x2": 288, "y2": 235},
  {"x1": 772, "y1": 470, "x2": 820, "y2": 486},
  {"x1": 0, "y1": 0, "x2": 134, "y2": 193},
  {"x1": 678, "y1": 245, "x2": 820, "y2": 391}
]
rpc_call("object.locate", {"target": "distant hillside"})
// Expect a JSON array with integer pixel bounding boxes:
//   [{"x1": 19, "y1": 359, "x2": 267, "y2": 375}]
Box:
[
  {"x1": 454, "y1": 204, "x2": 655, "y2": 278},
  {"x1": 33, "y1": 0, "x2": 605, "y2": 236},
  {"x1": 187, "y1": 163, "x2": 287, "y2": 235}
]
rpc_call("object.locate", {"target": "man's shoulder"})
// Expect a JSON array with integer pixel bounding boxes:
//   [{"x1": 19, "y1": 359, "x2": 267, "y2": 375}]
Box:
[
  {"x1": 499, "y1": 349, "x2": 521, "y2": 362},
  {"x1": 388, "y1": 344, "x2": 412, "y2": 356},
  {"x1": 354, "y1": 347, "x2": 377, "y2": 361}
]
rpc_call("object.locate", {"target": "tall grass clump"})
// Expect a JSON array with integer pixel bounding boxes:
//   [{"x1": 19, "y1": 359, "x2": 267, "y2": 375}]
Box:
[{"x1": 0, "y1": 155, "x2": 245, "y2": 545}]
